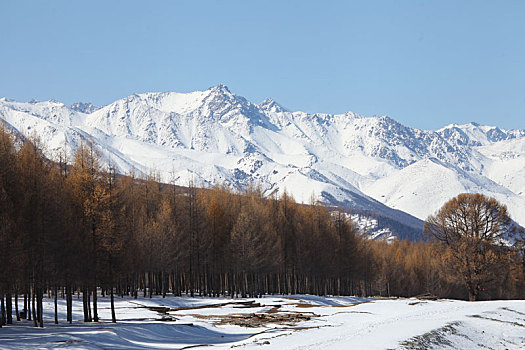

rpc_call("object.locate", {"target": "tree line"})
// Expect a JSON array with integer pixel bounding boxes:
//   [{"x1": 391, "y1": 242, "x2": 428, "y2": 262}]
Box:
[{"x1": 0, "y1": 127, "x2": 524, "y2": 327}]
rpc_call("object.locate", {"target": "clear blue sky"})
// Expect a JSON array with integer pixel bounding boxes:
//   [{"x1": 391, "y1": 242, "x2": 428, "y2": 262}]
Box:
[{"x1": 1, "y1": 0, "x2": 524, "y2": 130}]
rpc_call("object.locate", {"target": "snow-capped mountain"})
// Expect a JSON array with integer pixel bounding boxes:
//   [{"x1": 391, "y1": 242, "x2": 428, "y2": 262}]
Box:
[{"x1": 1, "y1": 85, "x2": 525, "y2": 239}]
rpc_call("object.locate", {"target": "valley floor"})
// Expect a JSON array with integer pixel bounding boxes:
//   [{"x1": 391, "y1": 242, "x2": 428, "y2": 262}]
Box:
[{"x1": 0, "y1": 295, "x2": 524, "y2": 349}]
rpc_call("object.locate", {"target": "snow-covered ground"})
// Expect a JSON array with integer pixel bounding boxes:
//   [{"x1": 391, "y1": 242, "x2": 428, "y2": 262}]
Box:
[{"x1": 1, "y1": 295, "x2": 524, "y2": 349}]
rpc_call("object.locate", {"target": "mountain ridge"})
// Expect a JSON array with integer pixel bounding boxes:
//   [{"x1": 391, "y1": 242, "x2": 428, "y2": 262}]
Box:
[{"x1": 2, "y1": 84, "x2": 524, "y2": 239}]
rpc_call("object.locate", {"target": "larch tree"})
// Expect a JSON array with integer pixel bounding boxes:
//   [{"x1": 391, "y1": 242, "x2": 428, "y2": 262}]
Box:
[
  {"x1": 230, "y1": 195, "x2": 281, "y2": 297},
  {"x1": 16, "y1": 137, "x2": 51, "y2": 327},
  {"x1": 67, "y1": 142, "x2": 106, "y2": 321},
  {"x1": 424, "y1": 193, "x2": 517, "y2": 301}
]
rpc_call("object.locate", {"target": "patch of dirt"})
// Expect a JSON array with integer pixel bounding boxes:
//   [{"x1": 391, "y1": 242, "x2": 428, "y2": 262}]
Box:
[
  {"x1": 293, "y1": 303, "x2": 319, "y2": 308},
  {"x1": 147, "y1": 306, "x2": 172, "y2": 314},
  {"x1": 266, "y1": 306, "x2": 281, "y2": 313},
  {"x1": 130, "y1": 300, "x2": 267, "y2": 322},
  {"x1": 172, "y1": 300, "x2": 263, "y2": 312},
  {"x1": 192, "y1": 311, "x2": 317, "y2": 327},
  {"x1": 415, "y1": 293, "x2": 439, "y2": 301}
]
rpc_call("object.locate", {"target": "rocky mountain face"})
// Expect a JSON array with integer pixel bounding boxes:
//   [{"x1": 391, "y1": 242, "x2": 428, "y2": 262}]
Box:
[
  {"x1": 69, "y1": 102, "x2": 100, "y2": 114},
  {"x1": 1, "y1": 86, "x2": 524, "y2": 240}
]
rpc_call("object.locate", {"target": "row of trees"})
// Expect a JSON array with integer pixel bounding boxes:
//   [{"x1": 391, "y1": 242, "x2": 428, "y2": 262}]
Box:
[
  {"x1": 0, "y1": 127, "x2": 524, "y2": 327},
  {"x1": 0, "y1": 127, "x2": 374, "y2": 327}
]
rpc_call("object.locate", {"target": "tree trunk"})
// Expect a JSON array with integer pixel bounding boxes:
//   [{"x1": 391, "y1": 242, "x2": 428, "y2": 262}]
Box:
[
  {"x1": 110, "y1": 286, "x2": 116, "y2": 323},
  {"x1": 6, "y1": 293, "x2": 12, "y2": 324},
  {"x1": 143, "y1": 273, "x2": 147, "y2": 298},
  {"x1": 466, "y1": 281, "x2": 477, "y2": 301},
  {"x1": 66, "y1": 284, "x2": 72, "y2": 324},
  {"x1": 82, "y1": 288, "x2": 90, "y2": 322},
  {"x1": 15, "y1": 290, "x2": 20, "y2": 321},
  {"x1": 54, "y1": 286, "x2": 58, "y2": 324},
  {"x1": 26, "y1": 289, "x2": 31, "y2": 321},
  {"x1": 0, "y1": 294, "x2": 5, "y2": 326},
  {"x1": 162, "y1": 271, "x2": 166, "y2": 298},
  {"x1": 468, "y1": 289, "x2": 477, "y2": 301},
  {"x1": 31, "y1": 289, "x2": 37, "y2": 327},
  {"x1": 149, "y1": 272, "x2": 153, "y2": 298},
  {"x1": 37, "y1": 288, "x2": 43, "y2": 327},
  {"x1": 87, "y1": 290, "x2": 92, "y2": 321},
  {"x1": 24, "y1": 291, "x2": 28, "y2": 320},
  {"x1": 93, "y1": 287, "x2": 99, "y2": 322},
  {"x1": 110, "y1": 265, "x2": 116, "y2": 323}
]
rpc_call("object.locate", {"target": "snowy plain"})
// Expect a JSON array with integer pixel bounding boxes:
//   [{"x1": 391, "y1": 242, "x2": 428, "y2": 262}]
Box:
[{"x1": 1, "y1": 295, "x2": 524, "y2": 349}]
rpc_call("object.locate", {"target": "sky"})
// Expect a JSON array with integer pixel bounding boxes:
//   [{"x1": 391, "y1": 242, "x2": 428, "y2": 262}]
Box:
[{"x1": 1, "y1": 0, "x2": 524, "y2": 130}]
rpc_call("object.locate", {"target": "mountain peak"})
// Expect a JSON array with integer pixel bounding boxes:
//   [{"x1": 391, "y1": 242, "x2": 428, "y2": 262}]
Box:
[
  {"x1": 259, "y1": 98, "x2": 288, "y2": 113},
  {"x1": 207, "y1": 84, "x2": 231, "y2": 94}
]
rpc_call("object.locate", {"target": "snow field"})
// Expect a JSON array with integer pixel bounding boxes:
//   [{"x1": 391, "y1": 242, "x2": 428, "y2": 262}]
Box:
[{"x1": 0, "y1": 295, "x2": 524, "y2": 349}]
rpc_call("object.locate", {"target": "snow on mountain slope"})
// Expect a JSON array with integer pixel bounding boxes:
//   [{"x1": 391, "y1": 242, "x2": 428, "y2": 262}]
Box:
[
  {"x1": 364, "y1": 157, "x2": 525, "y2": 223},
  {"x1": 476, "y1": 137, "x2": 525, "y2": 196},
  {"x1": 1, "y1": 86, "x2": 525, "y2": 235}
]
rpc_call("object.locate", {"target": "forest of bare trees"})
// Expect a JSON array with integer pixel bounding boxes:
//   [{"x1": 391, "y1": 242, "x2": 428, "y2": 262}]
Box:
[{"x1": 0, "y1": 127, "x2": 524, "y2": 327}]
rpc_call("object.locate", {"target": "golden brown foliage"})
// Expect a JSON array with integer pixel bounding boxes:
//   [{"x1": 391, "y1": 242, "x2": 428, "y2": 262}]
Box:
[
  {"x1": 424, "y1": 193, "x2": 521, "y2": 300},
  {"x1": 0, "y1": 130, "x2": 524, "y2": 328}
]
